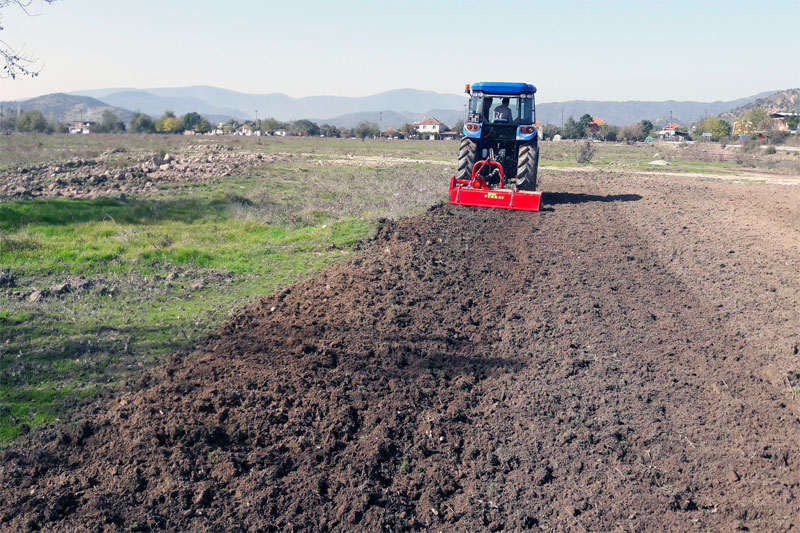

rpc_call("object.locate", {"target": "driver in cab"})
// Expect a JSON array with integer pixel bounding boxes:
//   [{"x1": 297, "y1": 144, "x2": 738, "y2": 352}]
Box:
[{"x1": 492, "y1": 97, "x2": 513, "y2": 123}]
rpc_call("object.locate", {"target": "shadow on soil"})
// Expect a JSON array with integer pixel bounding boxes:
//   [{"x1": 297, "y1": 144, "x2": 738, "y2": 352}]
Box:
[{"x1": 542, "y1": 192, "x2": 643, "y2": 206}]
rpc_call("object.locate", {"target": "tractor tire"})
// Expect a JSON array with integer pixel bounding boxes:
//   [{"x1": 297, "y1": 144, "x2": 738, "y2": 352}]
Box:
[
  {"x1": 516, "y1": 142, "x2": 539, "y2": 191},
  {"x1": 457, "y1": 137, "x2": 478, "y2": 181}
]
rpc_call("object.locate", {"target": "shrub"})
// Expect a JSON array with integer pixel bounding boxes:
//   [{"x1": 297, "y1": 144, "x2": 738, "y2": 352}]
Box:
[
  {"x1": 597, "y1": 123, "x2": 618, "y2": 141},
  {"x1": 541, "y1": 124, "x2": 560, "y2": 140},
  {"x1": 183, "y1": 112, "x2": 202, "y2": 131},
  {"x1": 766, "y1": 130, "x2": 789, "y2": 145},
  {"x1": 741, "y1": 139, "x2": 759, "y2": 152},
  {"x1": 694, "y1": 116, "x2": 731, "y2": 141},
  {"x1": 155, "y1": 111, "x2": 183, "y2": 134},
  {"x1": 289, "y1": 119, "x2": 320, "y2": 137},
  {"x1": 354, "y1": 121, "x2": 379, "y2": 140},
  {"x1": 576, "y1": 141, "x2": 596, "y2": 163},
  {"x1": 16, "y1": 110, "x2": 47, "y2": 132},
  {"x1": 620, "y1": 122, "x2": 644, "y2": 142},
  {"x1": 130, "y1": 113, "x2": 155, "y2": 133},
  {"x1": 765, "y1": 145, "x2": 777, "y2": 155},
  {"x1": 96, "y1": 110, "x2": 125, "y2": 133},
  {"x1": 562, "y1": 116, "x2": 583, "y2": 139}
]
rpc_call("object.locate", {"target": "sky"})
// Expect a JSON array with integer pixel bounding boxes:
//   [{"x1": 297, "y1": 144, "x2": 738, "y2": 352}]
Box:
[{"x1": 1, "y1": 0, "x2": 798, "y2": 103}]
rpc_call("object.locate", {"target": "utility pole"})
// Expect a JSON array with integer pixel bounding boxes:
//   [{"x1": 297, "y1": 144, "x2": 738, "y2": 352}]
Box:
[
  {"x1": 561, "y1": 108, "x2": 564, "y2": 129},
  {"x1": 379, "y1": 111, "x2": 382, "y2": 140}
]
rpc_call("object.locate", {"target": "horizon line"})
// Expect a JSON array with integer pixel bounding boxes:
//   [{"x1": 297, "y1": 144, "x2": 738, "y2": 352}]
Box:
[{"x1": 3, "y1": 86, "x2": 791, "y2": 106}]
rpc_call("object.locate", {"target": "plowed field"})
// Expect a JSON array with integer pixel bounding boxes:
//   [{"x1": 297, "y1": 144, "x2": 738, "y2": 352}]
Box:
[{"x1": 2, "y1": 169, "x2": 799, "y2": 531}]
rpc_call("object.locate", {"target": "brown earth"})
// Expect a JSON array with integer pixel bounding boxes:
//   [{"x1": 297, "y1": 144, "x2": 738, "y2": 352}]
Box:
[{"x1": 1, "y1": 170, "x2": 799, "y2": 531}]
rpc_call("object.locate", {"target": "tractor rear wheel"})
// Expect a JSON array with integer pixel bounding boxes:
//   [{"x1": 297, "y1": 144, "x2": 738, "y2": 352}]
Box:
[
  {"x1": 457, "y1": 137, "x2": 478, "y2": 181},
  {"x1": 516, "y1": 142, "x2": 539, "y2": 191}
]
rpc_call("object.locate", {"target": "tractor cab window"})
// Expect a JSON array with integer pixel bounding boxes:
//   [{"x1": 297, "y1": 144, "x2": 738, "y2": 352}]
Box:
[
  {"x1": 519, "y1": 95, "x2": 534, "y2": 124},
  {"x1": 467, "y1": 96, "x2": 486, "y2": 123},
  {"x1": 469, "y1": 94, "x2": 534, "y2": 124}
]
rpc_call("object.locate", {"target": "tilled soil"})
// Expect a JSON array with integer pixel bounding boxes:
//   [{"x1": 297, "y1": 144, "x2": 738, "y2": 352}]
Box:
[{"x1": 1, "y1": 170, "x2": 799, "y2": 531}]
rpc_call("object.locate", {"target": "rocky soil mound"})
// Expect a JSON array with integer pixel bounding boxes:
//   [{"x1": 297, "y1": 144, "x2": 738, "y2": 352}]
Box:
[
  {"x1": 1, "y1": 171, "x2": 798, "y2": 531},
  {"x1": 0, "y1": 145, "x2": 288, "y2": 200}
]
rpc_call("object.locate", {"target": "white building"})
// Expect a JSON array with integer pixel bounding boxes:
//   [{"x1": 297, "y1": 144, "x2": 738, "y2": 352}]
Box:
[
  {"x1": 417, "y1": 117, "x2": 445, "y2": 136},
  {"x1": 68, "y1": 121, "x2": 96, "y2": 134}
]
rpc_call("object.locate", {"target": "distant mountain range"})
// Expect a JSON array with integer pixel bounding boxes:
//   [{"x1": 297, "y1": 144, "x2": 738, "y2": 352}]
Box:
[
  {"x1": 3, "y1": 86, "x2": 794, "y2": 129},
  {"x1": 70, "y1": 86, "x2": 468, "y2": 123},
  {"x1": 0, "y1": 93, "x2": 133, "y2": 124},
  {"x1": 535, "y1": 91, "x2": 778, "y2": 127}
]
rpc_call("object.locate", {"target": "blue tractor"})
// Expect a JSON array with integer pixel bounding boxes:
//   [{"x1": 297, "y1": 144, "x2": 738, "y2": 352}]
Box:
[{"x1": 459, "y1": 82, "x2": 539, "y2": 191}]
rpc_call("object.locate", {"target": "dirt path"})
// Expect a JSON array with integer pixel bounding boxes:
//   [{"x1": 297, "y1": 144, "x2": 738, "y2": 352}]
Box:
[
  {"x1": 542, "y1": 165, "x2": 800, "y2": 185},
  {"x1": 1, "y1": 171, "x2": 798, "y2": 531}
]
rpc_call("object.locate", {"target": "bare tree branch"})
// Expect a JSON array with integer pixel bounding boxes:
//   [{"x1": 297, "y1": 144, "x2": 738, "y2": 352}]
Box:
[{"x1": 0, "y1": 0, "x2": 57, "y2": 79}]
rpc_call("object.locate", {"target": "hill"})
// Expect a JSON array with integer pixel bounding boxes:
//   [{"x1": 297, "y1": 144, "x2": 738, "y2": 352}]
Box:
[
  {"x1": 0, "y1": 93, "x2": 134, "y2": 124},
  {"x1": 71, "y1": 86, "x2": 468, "y2": 122},
  {"x1": 720, "y1": 88, "x2": 800, "y2": 120},
  {"x1": 86, "y1": 90, "x2": 246, "y2": 121},
  {"x1": 70, "y1": 85, "x2": 780, "y2": 127},
  {"x1": 536, "y1": 91, "x2": 776, "y2": 127}
]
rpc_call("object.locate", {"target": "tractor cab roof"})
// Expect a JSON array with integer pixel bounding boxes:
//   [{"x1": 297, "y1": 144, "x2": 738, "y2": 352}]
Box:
[{"x1": 470, "y1": 82, "x2": 536, "y2": 95}]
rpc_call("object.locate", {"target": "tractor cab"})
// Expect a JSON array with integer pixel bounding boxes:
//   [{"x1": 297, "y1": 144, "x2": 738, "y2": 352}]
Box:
[{"x1": 463, "y1": 82, "x2": 537, "y2": 143}]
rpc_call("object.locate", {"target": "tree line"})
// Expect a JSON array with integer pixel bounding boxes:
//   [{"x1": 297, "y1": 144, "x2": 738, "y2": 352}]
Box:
[
  {"x1": 540, "y1": 114, "x2": 657, "y2": 142},
  {"x1": 4, "y1": 107, "x2": 793, "y2": 143},
  {"x1": 540, "y1": 108, "x2": 796, "y2": 143},
  {"x1": 0, "y1": 109, "x2": 131, "y2": 133},
  {"x1": 0, "y1": 108, "x2": 398, "y2": 139}
]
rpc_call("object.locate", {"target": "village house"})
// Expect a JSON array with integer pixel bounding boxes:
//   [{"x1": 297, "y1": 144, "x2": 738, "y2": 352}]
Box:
[
  {"x1": 587, "y1": 117, "x2": 605, "y2": 135},
  {"x1": 769, "y1": 112, "x2": 799, "y2": 132},
  {"x1": 658, "y1": 122, "x2": 690, "y2": 141},
  {"x1": 417, "y1": 117, "x2": 445, "y2": 139},
  {"x1": 732, "y1": 120, "x2": 751, "y2": 137},
  {"x1": 68, "y1": 121, "x2": 96, "y2": 134}
]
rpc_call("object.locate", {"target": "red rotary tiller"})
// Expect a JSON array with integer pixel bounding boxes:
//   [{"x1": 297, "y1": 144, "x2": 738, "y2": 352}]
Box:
[{"x1": 449, "y1": 157, "x2": 542, "y2": 211}]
